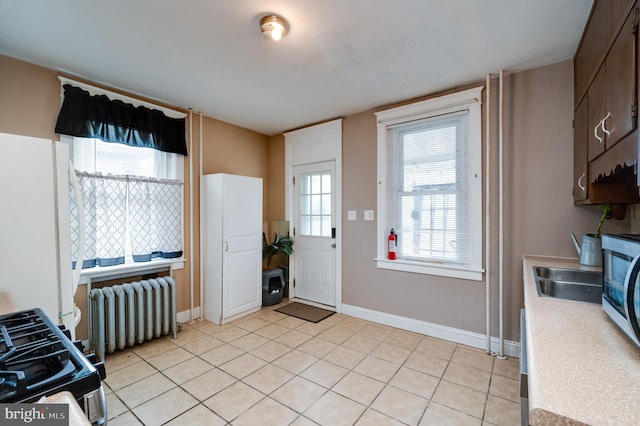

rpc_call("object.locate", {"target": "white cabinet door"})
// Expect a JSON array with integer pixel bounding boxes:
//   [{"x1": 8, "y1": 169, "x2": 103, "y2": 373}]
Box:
[
  {"x1": 202, "y1": 174, "x2": 262, "y2": 323},
  {"x1": 222, "y1": 175, "x2": 262, "y2": 318}
]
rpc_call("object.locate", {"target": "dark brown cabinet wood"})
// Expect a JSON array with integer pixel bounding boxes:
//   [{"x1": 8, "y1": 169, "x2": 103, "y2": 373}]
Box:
[
  {"x1": 587, "y1": 66, "x2": 607, "y2": 161},
  {"x1": 573, "y1": 0, "x2": 640, "y2": 205},
  {"x1": 605, "y1": 9, "x2": 637, "y2": 150},
  {"x1": 574, "y1": 99, "x2": 589, "y2": 202}
]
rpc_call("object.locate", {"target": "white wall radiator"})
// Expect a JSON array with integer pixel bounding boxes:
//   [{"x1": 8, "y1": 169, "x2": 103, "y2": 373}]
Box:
[{"x1": 89, "y1": 277, "x2": 178, "y2": 361}]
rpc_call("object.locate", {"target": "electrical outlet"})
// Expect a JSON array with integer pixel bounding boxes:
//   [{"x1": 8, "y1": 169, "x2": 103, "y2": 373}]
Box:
[
  {"x1": 347, "y1": 210, "x2": 357, "y2": 221},
  {"x1": 364, "y1": 210, "x2": 374, "y2": 221}
]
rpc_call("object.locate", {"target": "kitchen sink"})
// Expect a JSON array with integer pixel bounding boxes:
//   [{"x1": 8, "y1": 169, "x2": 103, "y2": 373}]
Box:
[{"x1": 533, "y1": 267, "x2": 602, "y2": 304}]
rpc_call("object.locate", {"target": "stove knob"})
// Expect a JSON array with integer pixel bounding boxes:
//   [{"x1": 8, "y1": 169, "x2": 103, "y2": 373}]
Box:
[
  {"x1": 94, "y1": 361, "x2": 106, "y2": 381},
  {"x1": 58, "y1": 326, "x2": 71, "y2": 340}
]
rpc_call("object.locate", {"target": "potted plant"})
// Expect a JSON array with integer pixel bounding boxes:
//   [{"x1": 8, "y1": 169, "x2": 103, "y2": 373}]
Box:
[
  {"x1": 594, "y1": 203, "x2": 612, "y2": 239},
  {"x1": 571, "y1": 203, "x2": 611, "y2": 266},
  {"x1": 262, "y1": 232, "x2": 294, "y2": 270}
]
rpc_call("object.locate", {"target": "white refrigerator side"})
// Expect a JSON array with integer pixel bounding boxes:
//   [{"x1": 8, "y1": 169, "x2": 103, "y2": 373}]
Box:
[{"x1": 0, "y1": 133, "x2": 74, "y2": 336}]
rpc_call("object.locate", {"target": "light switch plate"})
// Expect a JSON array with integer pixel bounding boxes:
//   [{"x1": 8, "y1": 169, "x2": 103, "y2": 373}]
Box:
[
  {"x1": 364, "y1": 210, "x2": 374, "y2": 221},
  {"x1": 347, "y1": 210, "x2": 357, "y2": 221}
]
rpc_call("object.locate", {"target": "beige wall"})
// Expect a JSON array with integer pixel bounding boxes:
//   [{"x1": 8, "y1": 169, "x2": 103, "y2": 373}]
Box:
[
  {"x1": 0, "y1": 55, "x2": 270, "y2": 338},
  {"x1": 0, "y1": 55, "x2": 60, "y2": 140},
  {"x1": 341, "y1": 59, "x2": 631, "y2": 342}
]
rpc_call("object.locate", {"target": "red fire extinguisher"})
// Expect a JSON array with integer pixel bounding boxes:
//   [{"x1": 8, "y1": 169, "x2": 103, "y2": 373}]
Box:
[{"x1": 388, "y1": 228, "x2": 397, "y2": 260}]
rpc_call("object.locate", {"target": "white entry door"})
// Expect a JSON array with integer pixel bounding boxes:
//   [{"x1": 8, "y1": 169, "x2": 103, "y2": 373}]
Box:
[{"x1": 294, "y1": 161, "x2": 336, "y2": 306}]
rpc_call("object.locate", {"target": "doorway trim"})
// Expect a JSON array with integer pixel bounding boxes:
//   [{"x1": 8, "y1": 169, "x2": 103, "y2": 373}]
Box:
[{"x1": 284, "y1": 119, "x2": 343, "y2": 312}]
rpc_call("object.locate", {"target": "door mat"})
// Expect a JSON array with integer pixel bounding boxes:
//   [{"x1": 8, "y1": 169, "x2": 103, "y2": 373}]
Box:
[{"x1": 274, "y1": 302, "x2": 335, "y2": 323}]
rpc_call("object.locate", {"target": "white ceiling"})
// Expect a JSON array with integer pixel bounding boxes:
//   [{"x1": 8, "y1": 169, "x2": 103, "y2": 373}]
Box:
[{"x1": 0, "y1": 0, "x2": 592, "y2": 136}]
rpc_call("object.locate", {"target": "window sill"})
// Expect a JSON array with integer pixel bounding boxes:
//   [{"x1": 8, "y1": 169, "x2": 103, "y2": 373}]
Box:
[
  {"x1": 375, "y1": 258, "x2": 483, "y2": 281},
  {"x1": 77, "y1": 258, "x2": 185, "y2": 284}
]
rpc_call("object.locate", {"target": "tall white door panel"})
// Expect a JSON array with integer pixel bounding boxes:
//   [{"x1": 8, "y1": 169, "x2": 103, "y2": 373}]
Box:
[
  {"x1": 202, "y1": 173, "x2": 262, "y2": 324},
  {"x1": 285, "y1": 119, "x2": 342, "y2": 309},
  {"x1": 222, "y1": 175, "x2": 262, "y2": 318},
  {"x1": 294, "y1": 161, "x2": 336, "y2": 306}
]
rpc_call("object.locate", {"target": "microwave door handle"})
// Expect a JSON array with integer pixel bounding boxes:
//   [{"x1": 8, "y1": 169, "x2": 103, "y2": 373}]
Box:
[{"x1": 623, "y1": 253, "x2": 640, "y2": 341}]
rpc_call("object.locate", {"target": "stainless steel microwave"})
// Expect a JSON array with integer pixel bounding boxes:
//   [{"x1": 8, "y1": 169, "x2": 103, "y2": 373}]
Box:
[{"x1": 602, "y1": 234, "x2": 640, "y2": 347}]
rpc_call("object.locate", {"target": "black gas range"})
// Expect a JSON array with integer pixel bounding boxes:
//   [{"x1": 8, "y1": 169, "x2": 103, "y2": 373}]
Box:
[{"x1": 0, "y1": 308, "x2": 107, "y2": 424}]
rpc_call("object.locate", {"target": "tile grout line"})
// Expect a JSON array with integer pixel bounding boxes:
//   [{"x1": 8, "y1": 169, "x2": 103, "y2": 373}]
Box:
[{"x1": 104, "y1": 308, "x2": 519, "y2": 425}]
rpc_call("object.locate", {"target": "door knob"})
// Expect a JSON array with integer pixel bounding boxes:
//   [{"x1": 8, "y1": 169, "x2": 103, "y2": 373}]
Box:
[{"x1": 331, "y1": 243, "x2": 336, "y2": 248}]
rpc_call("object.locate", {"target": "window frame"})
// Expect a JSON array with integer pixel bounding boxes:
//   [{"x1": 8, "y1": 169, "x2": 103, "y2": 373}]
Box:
[
  {"x1": 375, "y1": 87, "x2": 484, "y2": 281},
  {"x1": 62, "y1": 135, "x2": 185, "y2": 278}
]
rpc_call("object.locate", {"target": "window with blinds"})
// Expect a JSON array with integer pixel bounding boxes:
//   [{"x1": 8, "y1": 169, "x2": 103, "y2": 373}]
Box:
[
  {"x1": 387, "y1": 111, "x2": 469, "y2": 264},
  {"x1": 376, "y1": 87, "x2": 483, "y2": 280},
  {"x1": 72, "y1": 137, "x2": 179, "y2": 179}
]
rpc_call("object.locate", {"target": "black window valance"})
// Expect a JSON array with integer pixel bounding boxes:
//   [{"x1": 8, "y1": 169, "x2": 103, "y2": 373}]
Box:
[{"x1": 55, "y1": 84, "x2": 188, "y2": 156}]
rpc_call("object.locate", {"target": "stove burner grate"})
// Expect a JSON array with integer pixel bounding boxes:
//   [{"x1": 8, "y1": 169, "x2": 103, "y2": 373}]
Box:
[{"x1": 0, "y1": 310, "x2": 75, "y2": 400}]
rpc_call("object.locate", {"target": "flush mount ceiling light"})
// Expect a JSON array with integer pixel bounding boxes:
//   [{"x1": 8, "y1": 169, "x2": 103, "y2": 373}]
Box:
[{"x1": 260, "y1": 14, "x2": 288, "y2": 41}]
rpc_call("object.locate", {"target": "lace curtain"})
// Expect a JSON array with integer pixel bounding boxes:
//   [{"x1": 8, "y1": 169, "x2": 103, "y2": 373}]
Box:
[
  {"x1": 129, "y1": 176, "x2": 183, "y2": 261},
  {"x1": 70, "y1": 172, "x2": 183, "y2": 268}
]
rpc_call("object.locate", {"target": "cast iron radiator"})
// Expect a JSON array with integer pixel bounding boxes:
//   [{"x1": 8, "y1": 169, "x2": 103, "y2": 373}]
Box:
[{"x1": 89, "y1": 277, "x2": 177, "y2": 361}]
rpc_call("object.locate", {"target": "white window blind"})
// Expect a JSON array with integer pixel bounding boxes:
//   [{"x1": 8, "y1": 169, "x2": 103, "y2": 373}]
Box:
[
  {"x1": 387, "y1": 111, "x2": 470, "y2": 264},
  {"x1": 376, "y1": 87, "x2": 483, "y2": 280},
  {"x1": 73, "y1": 138, "x2": 179, "y2": 179}
]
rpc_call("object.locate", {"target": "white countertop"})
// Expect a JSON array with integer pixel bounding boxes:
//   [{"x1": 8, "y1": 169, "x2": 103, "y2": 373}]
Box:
[
  {"x1": 0, "y1": 292, "x2": 16, "y2": 314},
  {"x1": 523, "y1": 255, "x2": 640, "y2": 425}
]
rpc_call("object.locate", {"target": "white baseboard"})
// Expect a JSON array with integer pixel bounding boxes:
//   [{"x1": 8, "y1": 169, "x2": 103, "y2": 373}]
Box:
[
  {"x1": 177, "y1": 307, "x2": 201, "y2": 324},
  {"x1": 341, "y1": 304, "x2": 520, "y2": 358},
  {"x1": 176, "y1": 306, "x2": 262, "y2": 325},
  {"x1": 177, "y1": 304, "x2": 519, "y2": 358}
]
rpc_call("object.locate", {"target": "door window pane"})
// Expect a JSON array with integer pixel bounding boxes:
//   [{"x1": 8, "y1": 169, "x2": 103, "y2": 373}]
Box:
[{"x1": 299, "y1": 171, "x2": 332, "y2": 237}]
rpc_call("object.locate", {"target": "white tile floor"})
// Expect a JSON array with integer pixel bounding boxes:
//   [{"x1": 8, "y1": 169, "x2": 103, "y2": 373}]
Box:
[{"x1": 103, "y1": 301, "x2": 520, "y2": 425}]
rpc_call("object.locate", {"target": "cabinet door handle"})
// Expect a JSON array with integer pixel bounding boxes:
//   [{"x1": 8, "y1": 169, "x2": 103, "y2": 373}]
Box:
[
  {"x1": 594, "y1": 121, "x2": 603, "y2": 144},
  {"x1": 225, "y1": 241, "x2": 229, "y2": 252},
  {"x1": 578, "y1": 173, "x2": 586, "y2": 191},
  {"x1": 601, "y1": 112, "x2": 611, "y2": 136}
]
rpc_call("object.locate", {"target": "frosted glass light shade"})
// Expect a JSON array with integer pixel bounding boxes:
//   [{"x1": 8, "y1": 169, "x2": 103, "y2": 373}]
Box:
[{"x1": 260, "y1": 15, "x2": 287, "y2": 41}]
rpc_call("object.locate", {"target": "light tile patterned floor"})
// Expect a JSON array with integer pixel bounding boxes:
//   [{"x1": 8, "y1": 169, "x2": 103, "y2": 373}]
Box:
[{"x1": 103, "y1": 301, "x2": 520, "y2": 425}]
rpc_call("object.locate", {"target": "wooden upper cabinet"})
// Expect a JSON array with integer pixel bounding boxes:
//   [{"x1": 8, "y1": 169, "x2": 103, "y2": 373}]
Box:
[
  {"x1": 588, "y1": 67, "x2": 607, "y2": 161},
  {"x1": 588, "y1": 6, "x2": 637, "y2": 162},
  {"x1": 574, "y1": 99, "x2": 589, "y2": 202},
  {"x1": 575, "y1": 0, "x2": 635, "y2": 106},
  {"x1": 574, "y1": 0, "x2": 639, "y2": 205},
  {"x1": 613, "y1": 0, "x2": 636, "y2": 29},
  {"x1": 587, "y1": 0, "x2": 612, "y2": 75},
  {"x1": 574, "y1": 38, "x2": 589, "y2": 104},
  {"x1": 605, "y1": 7, "x2": 637, "y2": 150}
]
